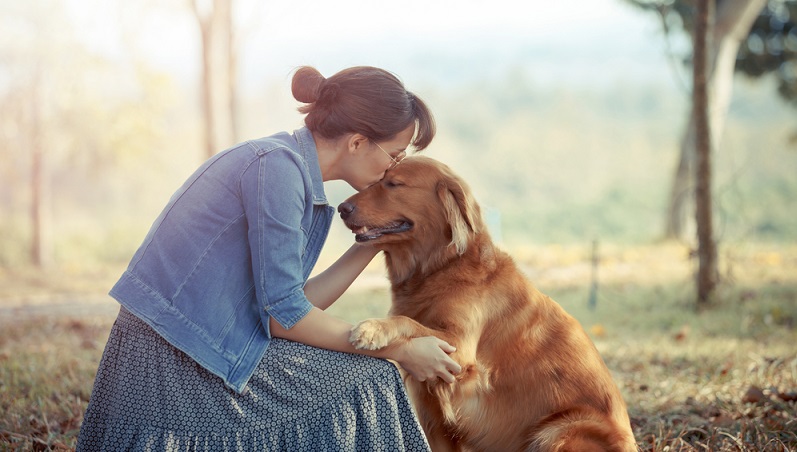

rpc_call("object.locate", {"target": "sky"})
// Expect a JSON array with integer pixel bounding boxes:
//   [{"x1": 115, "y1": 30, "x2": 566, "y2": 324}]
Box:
[{"x1": 64, "y1": 0, "x2": 684, "y2": 90}]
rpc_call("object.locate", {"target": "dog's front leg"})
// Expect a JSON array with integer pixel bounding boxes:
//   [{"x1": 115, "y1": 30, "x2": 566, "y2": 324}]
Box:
[
  {"x1": 427, "y1": 431, "x2": 463, "y2": 452},
  {"x1": 350, "y1": 315, "x2": 437, "y2": 350},
  {"x1": 414, "y1": 389, "x2": 464, "y2": 452}
]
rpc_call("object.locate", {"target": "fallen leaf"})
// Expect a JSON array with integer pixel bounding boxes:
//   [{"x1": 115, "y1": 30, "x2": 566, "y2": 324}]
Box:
[
  {"x1": 673, "y1": 324, "x2": 690, "y2": 342},
  {"x1": 589, "y1": 324, "x2": 606, "y2": 338},
  {"x1": 711, "y1": 413, "x2": 735, "y2": 428},
  {"x1": 777, "y1": 391, "x2": 797, "y2": 402},
  {"x1": 742, "y1": 385, "x2": 766, "y2": 405}
]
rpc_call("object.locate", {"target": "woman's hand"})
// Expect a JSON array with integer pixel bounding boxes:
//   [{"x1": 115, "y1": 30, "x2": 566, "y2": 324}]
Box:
[
  {"x1": 393, "y1": 336, "x2": 461, "y2": 383},
  {"x1": 270, "y1": 309, "x2": 461, "y2": 383}
]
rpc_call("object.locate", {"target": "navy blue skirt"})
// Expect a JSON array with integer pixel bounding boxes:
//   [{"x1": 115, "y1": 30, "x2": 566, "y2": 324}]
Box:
[{"x1": 77, "y1": 308, "x2": 430, "y2": 451}]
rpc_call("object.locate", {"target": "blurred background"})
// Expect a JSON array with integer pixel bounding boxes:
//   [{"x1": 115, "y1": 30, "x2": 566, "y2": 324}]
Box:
[
  {"x1": 2, "y1": 1, "x2": 797, "y2": 449},
  {"x1": 0, "y1": 0, "x2": 795, "y2": 290}
]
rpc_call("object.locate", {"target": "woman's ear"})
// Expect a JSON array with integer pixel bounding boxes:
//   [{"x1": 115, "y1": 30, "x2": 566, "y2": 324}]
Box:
[{"x1": 347, "y1": 133, "x2": 369, "y2": 155}]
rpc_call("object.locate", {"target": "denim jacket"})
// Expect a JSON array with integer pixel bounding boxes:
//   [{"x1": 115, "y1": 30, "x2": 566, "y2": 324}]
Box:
[{"x1": 110, "y1": 127, "x2": 334, "y2": 393}]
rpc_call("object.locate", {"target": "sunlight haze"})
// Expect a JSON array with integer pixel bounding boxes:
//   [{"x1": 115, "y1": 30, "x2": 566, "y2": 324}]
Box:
[{"x1": 65, "y1": 0, "x2": 671, "y2": 88}]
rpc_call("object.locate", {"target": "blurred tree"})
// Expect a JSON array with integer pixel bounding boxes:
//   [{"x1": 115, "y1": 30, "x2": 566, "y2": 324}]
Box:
[
  {"x1": 0, "y1": 1, "x2": 75, "y2": 268},
  {"x1": 0, "y1": 0, "x2": 173, "y2": 268},
  {"x1": 27, "y1": 67, "x2": 52, "y2": 268},
  {"x1": 624, "y1": 0, "x2": 770, "y2": 240},
  {"x1": 191, "y1": 0, "x2": 240, "y2": 159},
  {"x1": 693, "y1": 0, "x2": 719, "y2": 304}
]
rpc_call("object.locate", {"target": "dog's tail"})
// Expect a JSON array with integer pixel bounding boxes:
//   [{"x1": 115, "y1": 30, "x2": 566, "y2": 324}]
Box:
[{"x1": 529, "y1": 408, "x2": 637, "y2": 452}]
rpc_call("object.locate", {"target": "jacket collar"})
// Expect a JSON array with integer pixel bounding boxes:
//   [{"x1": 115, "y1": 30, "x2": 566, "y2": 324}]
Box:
[{"x1": 294, "y1": 127, "x2": 328, "y2": 206}]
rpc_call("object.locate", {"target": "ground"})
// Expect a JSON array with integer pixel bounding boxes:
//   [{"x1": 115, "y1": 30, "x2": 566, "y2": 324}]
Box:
[{"x1": 1, "y1": 242, "x2": 795, "y2": 451}]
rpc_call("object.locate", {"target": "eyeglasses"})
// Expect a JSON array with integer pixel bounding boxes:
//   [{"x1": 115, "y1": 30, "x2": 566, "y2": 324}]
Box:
[{"x1": 372, "y1": 140, "x2": 406, "y2": 171}]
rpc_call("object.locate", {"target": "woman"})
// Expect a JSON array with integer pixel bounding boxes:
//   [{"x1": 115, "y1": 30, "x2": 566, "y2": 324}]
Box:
[{"x1": 77, "y1": 66, "x2": 461, "y2": 451}]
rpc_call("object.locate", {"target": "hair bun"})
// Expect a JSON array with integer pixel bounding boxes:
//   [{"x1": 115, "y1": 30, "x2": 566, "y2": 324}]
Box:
[
  {"x1": 317, "y1": 81, "x2": 339, "y2": 106},
  {"x1": 291, "y1": 66, "x2": 325, "y2": 104}
]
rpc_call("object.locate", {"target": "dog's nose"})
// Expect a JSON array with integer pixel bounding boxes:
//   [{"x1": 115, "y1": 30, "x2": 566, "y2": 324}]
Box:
[{"x1": 337, "y1": 202, "x2": 355, "y2": 219}]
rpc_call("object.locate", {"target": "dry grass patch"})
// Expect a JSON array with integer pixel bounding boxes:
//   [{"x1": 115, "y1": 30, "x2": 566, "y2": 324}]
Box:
[{"x1": 1, "y1": 243, "x2": 795, "y2": 450}]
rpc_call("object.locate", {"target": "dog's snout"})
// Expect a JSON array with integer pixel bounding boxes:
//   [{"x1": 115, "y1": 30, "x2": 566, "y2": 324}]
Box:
[{"x1": 338, "y1": 202, "x2": 355, "y2": 219}]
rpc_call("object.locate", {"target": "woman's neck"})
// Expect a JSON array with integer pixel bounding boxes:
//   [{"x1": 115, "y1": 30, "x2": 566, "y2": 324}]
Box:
[{"x1": 312, "y1": 133, "x2": 343, "y2": 182}]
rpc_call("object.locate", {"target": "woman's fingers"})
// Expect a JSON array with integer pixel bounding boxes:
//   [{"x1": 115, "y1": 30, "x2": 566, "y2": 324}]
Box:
[{"x1": 436, "y1": 338, "x2": 457, "y2": 354}]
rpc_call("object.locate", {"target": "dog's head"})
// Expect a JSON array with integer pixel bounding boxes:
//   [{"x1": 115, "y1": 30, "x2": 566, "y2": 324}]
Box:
[{"x1": 338, "y1": 156, "x2": 485, "y2": 279}]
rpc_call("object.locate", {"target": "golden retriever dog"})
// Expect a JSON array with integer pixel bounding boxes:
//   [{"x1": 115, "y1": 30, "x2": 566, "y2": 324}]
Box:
[{"x1": 338, "y1": 156, "x2": 637, "y2": 452}]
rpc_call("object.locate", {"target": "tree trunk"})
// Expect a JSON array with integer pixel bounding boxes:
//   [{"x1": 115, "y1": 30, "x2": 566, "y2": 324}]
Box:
[
  {"x1": 223, "y1": 0, "x2": 239, "y2": 143},
  {"x1": 694, "y1": 0, "x2": 718, "y2": 306},
  {"x1": 664, "y1": 118, "x2": 695, "y2": 240},
  {"x1": 192, "y1": 0, "x2": 216, "y2": 160},
  {"x1": 192, "y1": 0, "x2": 237, "y2": 160},
  {"x1": 663, "y1": 0, "x2": 769, "y2": 240},
  {"x1": 29, "y1": 69, "x2": 52, "y2": 268}
]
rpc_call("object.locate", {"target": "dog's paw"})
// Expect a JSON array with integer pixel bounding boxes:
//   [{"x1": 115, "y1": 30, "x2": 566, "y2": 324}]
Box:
[{"x1": 350, "y1": 319, "x2": 390, "y2": 350}]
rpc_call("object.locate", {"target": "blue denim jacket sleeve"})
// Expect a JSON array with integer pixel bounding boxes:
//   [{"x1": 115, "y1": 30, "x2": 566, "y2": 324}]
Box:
[
  {"x1": 241, "y1": 148, "x2": 314, "y2": 329},
  {"x1": 108, "y1": 128, "x2": 333, "y2": 393}
]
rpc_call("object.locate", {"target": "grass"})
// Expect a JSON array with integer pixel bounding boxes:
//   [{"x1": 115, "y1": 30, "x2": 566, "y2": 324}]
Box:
[
  {"x1": 1, "y1": 243, "x2": 796, "y2": 451},
  {"x1": 0, "y1": 315, "x2": 110, "y2": 451}
]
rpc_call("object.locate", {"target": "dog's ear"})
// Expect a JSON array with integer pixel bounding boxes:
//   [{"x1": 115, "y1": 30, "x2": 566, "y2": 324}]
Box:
[{"x1": 437, "y1": 176, "x2": 481, "y2": 255}]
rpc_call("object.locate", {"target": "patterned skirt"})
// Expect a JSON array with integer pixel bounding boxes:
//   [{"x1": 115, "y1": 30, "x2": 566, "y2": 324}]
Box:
[{"x1": 77, "y1": 308, "x2": 431, "y2": 451}]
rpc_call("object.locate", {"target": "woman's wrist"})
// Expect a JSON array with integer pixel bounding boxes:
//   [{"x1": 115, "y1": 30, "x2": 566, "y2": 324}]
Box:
[
  {"x1": 375, "y1": 338, "x2": 409, "y2": 364},
  {"x1": 350, "y1": 243, "x2": 380, "y2": 260},
  {"x1": 304, "y1": 244, "x2": 380, "y2": 310}
]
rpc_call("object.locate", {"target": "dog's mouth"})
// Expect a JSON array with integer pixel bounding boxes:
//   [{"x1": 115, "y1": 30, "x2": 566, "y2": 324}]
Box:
[{"x1": 348, "y1": 221, "x2": 413, "y2": 242}]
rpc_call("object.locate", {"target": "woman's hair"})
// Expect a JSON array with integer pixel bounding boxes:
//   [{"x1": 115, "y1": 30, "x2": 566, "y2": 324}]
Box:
[{"x1": 291, "y1": 66, "x2": 435, "y2": 151}]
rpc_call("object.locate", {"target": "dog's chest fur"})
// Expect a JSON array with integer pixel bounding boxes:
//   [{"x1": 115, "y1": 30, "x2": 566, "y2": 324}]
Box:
[{"x1": 387, "y1": 244, "x2": 530, "y2": 445}]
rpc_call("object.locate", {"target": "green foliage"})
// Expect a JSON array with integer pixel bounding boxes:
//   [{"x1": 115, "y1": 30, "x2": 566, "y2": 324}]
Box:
[
  {"x1": 3, "y1": 69, "x2": 795, "y2": 272},
  {"x1": 423, "y1": 73, "x2": 796, "y2": 248},
  {"x1": 737, "y1": 1, "x2": 797, "y2": 103},
  {"x1": 0, "y1": 1, "x2": 795, "y2": 274},
  {"x1": 624, "y1": 0, "x2": 797, "y2": 105}
]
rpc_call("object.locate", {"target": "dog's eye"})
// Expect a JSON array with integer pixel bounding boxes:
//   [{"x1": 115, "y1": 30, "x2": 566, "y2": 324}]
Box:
[{"x1": 384, "y1": 180, "x2": 404, "y2": 188}]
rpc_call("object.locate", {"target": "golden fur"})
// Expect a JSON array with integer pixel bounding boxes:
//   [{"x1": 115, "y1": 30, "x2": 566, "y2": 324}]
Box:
[{"x1": 339, "y1": 156, "x2": 637, "y2": 452}]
